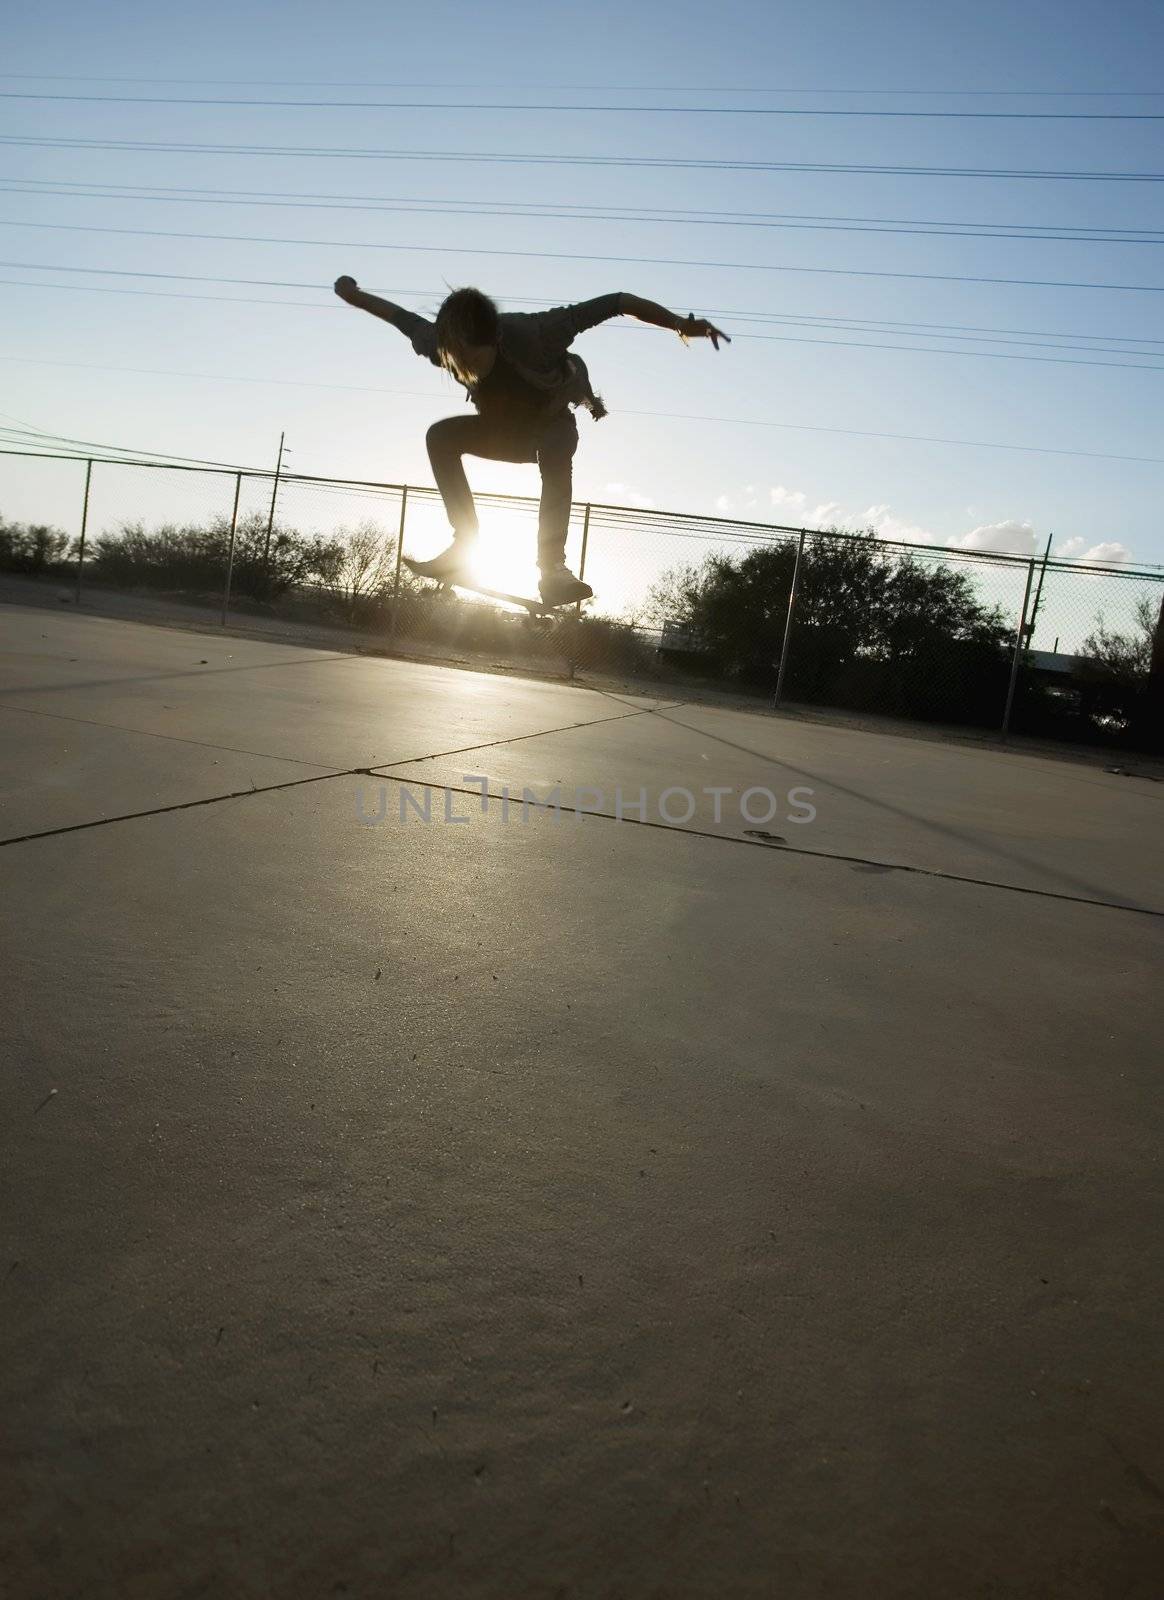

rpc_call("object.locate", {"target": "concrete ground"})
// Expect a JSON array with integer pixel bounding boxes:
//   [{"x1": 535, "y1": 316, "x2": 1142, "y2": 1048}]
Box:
[{"x1": 2, "y1": 605, "x2": 1161, "y2": 1600}]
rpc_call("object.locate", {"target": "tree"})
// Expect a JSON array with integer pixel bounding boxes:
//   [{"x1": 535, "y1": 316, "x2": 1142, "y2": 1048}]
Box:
[
  {"x1": 648, "y1": 540, "x2": 800, "y2": 682},
  {"x1": 1081, "y1": 593, "x2": 1163, "y2": 746},
  {"x1": 89, "y1": 513, "x2": 342, "y2": 599},
  {"x1": 646, "y1": 528, "x2": 1011, "y2": 720},
  {"x1": 0, "y1": 516, "x2": 72, "y2": 573},
  {"x1": 316, "y1": 521, "x2": 398, "y2": 615},
  {"x1": 1082, "y1": 595, "x2": 1157, "y2": 680}
]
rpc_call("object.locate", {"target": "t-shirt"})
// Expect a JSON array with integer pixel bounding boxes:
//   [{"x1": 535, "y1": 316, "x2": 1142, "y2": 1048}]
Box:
[
  {"x1": 395, "y1": 294, "x2": 625, "y2": 371},
  {"x1": 470, "y1": 349, "x2": 552, "y2": 427}
]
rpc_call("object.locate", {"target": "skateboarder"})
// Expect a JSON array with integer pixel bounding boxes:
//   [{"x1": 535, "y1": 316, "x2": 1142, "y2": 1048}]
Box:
[{"x1": 333, "y1": 279, "x2": 729, "y2": 606}]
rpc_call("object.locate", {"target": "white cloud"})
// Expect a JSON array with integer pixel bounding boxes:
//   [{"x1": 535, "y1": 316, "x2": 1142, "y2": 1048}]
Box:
[
  {"x1": 769, "y1": 485, "x2": 807, "y2": 511},
  {"x1": 1079, "y1": 540, "x2": 1132, "y2": 564},
  {"x1": 861, "y1": 504, "x2": 934, "y2": 545},
  {"x1": 604, "y1": 481, "x2": 655, "y2": 510},
  {"x1": 950, "y1": 519, "x2": 1038, "y2": 556},
  {"x1": 712, "y1": 487, "x2": 1072, "y2": 566},
  {"x1": 1054, "y1": 536, "x2": 1133, "y2": 565}
]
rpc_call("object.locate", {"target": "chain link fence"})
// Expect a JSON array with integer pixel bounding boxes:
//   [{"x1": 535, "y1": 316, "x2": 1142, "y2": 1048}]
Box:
[
  {"x1": 1010, "y1": 555, "x2": 1163, "y2": 748},
  {"x1": 3, "y1": 447, "x2": 1161, "y2": 751}
]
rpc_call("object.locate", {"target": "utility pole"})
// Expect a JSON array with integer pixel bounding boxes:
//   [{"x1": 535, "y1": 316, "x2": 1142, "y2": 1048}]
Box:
[
  {"x1": 73, "y1": 458, "x2": 93, "y2": 605},
  {"x1": 1025, "y1": 532, "x2": 1054, "y2": 649},
  {"x1": 261, "y1": 431, "x2": 287, "y2": 573},
  {"x1": 1001, "y1": 559, "x2": 1037, "y2": 738},
  {"x1": 773, "y1": 530, "x2": 806, "y2": 709}
]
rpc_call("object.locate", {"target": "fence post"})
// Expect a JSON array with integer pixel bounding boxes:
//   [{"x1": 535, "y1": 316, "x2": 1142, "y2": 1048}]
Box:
[
  {"x1": 220, "y1": 471, "x2": 243, "y2": 626},
  {"x1": 387, "y1": 484, "x2": 408, "y2": 643},
  {"x1": 773, "y1": 529, "x2": 806, "y2": 708},
  {"x1": 575, "y1": 502, "x2": 591, "y2": 620},
  {"x1": 1144, "y1": 591, "x2": 1164, "y2": 754},
  {"x1": 1001, "y1": 557, "x2": 1037, "y2": 739},
  {"x1": 72, "y1": 458, "x2": 93, "y2": 604}
]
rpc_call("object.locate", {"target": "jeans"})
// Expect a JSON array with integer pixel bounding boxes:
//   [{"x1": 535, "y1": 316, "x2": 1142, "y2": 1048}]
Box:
[{"x1": 425, "y1": 410, "x2": 578, "y2": 571}]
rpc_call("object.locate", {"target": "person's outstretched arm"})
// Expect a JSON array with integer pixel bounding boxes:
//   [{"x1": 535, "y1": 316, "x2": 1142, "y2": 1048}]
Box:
[
  {"x1": 547, "y1": 293, "x2": 731, "y2": 351},
  {"x1": 334, "y1": 276, "x2": 439, "y2": 362},
  {"x1": 619, "y1": 294, "x2": 731, "y2": 350}
]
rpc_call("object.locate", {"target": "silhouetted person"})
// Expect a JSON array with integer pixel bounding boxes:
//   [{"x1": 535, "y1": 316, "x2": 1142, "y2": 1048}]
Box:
[{"x1": 334, "y1": 280, "x2": 728, "y2": 605}]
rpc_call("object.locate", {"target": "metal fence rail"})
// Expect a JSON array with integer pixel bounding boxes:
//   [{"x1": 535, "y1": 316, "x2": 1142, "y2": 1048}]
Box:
[{"x1": 3, "y1": 445, "x2": 1161, "y2": 750}]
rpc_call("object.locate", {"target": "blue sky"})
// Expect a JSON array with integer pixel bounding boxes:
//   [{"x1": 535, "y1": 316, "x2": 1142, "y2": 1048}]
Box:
[{"x1": 1, "y1": 0, "x2": 1162, "y2": 572}]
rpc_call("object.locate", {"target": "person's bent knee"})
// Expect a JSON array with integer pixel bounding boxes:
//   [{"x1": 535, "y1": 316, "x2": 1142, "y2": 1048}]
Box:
[
  {"x1": 425, "y1": 417, "x2": 453, "y2": 453},
  {"x1": 426, "y1": 416, "x2": 467, "y2": 457}
]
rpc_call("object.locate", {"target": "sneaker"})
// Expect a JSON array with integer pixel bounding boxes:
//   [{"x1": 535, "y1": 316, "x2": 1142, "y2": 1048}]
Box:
[
  {"x1": 539, "y1": 566, "x2": 593, "y2": 607},
  {"x1": 403, "y1": 540, "x2": 476, "y2": 582}
]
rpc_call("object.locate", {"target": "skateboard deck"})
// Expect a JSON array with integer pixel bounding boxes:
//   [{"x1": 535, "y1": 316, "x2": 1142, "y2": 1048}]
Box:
[
  {"x1": 446, "y1": 580, "x2": 585, "y2": 617},
  {"x1": 407, "y1": 569, "x2": 587, "y2": 617},
  {"x1": 404, "y1": 556, "x2": 591, "y2": 617}
]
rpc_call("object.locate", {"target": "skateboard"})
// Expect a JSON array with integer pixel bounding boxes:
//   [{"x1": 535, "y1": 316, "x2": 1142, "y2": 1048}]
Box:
[
  {"x1": 406, "y1": 565, "x2": 589, "y2": 619},
  {"x1": 446, "y1": 580, "x2": 589, "y2": 618}
]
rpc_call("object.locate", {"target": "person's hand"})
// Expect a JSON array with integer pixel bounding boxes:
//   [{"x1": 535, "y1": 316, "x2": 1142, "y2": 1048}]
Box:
[
  {"x1": 680, "y1": 315, "x2": 730, "y2": 350},
  {"x1": 334, "y1": 275, "x2": 360, "y2": 303}
]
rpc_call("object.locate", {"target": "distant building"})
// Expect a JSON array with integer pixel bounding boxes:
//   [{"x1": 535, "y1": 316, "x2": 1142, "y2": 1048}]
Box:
[
  {"x1": 658, "y1": 618, "x2": 706, "y2": 657},
  {"x1": 1026, "y1": 650, "x2": 1090, "y2": 676}
]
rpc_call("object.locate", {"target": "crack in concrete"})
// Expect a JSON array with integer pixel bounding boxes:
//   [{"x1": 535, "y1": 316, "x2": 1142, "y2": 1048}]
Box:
[{"x1": 3, "y1": 675, "x2": 1159, "y2": 919}]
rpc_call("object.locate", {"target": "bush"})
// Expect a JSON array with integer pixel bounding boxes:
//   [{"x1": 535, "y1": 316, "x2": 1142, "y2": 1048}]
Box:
[
  {"x1": 648, "y1": 530, "x2": 1012, "y2": 722},
  {"x1": 1076, "y1": 595, "x2": 1160, "y2": 739},
  {"x1": 88, "y1": 513, "x2": 343, "y2": 600},
  {"x1": 0, "y1": 517, "x2": 73, "y2": 574}
]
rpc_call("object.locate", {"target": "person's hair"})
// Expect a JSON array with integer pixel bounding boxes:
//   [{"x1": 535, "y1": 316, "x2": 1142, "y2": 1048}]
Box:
[{"x1": 434, "y1": 287, "x2": 500, "y2": 383}]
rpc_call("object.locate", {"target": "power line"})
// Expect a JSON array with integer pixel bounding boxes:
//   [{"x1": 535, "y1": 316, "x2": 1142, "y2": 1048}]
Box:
[
  {"x1": 0, "y1": 420, "x2": 251, "y2": 472},
  {"x1": 0, "y1": 257, "x2": 337, "y2": 290},
  {"x1": 619, "y1": 406, "x2": 1164, "y2": 466},
  {"x1": 0, "y1": 428, "x2": 427, "y2": 496},
  {"x1": 2, "y1": 351, "x2": 1161, "y2": 464},
  {"x1": 731, "y1": 329, "x2": 1164, "y2": 371},
  {"x1": 2, "y1": 133, "x2": 1160, "y2": 182},
  {"x1": 6, "y1": 218, "x2": 1164, "y2": 295},
  {"x1": 1, "y1": 74, "x2": 1160, "y2": 95},
  {"x1": 698, "y1": 309, "x2": 1164, "y2": 349},
  {"x1": 754, "y1": 313, "x2": 1163, "y2": 347},
  {"x1": 5, "y1": 273, "x2": 1161, "y2": 372},
  {"x1": 4, "y1": 259, "x2": 1162, "y2": 349},
  {"x1": 3, "y1": 178, "x2": 1159, "y2": 246},
  {"x1": 0, "y1": 274, "x2": 329, "y2": 309},
  {"x1": 6, "y1": 89, "x2": 1164, "y2": 119}
]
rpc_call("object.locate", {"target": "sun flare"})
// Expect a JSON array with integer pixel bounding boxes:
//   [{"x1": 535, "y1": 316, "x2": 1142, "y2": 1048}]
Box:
[{"x1": 462, "y1": 513, "x2": 542, "y2": 600}]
